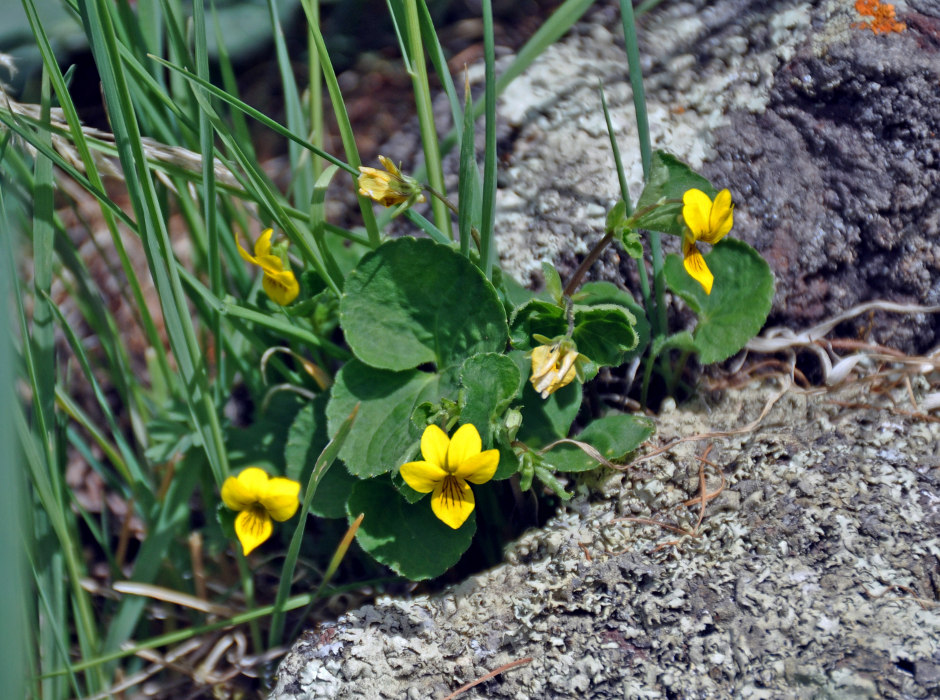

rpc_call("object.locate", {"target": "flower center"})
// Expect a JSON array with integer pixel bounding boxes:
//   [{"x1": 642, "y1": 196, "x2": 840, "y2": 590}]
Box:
[
  {"x1": 243, "y1": 504, "x2": 269, "y2": 535},
  {"x1": 440, "y1": 475, "x2": 461, "y2": 506}
]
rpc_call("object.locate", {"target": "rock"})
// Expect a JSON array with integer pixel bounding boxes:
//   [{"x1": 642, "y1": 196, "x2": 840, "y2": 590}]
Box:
[
  {"x1": 271, "y1": 380, "x2": 940, "y2": 699},
  {"x1": 492, "y1": 0, "x2": 940, "y2": 353}
]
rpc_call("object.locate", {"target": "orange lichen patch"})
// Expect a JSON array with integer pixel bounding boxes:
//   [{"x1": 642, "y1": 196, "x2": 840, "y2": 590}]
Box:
[{"x1": 854, "y1": 0, "x2": 906, "y2": 34}]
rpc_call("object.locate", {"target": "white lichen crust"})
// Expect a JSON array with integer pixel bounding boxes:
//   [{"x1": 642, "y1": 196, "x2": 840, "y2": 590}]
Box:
[{"x1": 272, "y1": 381, "x2": 940, "y2": 699}]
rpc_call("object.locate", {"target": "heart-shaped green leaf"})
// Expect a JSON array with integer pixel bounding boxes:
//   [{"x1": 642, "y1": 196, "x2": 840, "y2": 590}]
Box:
[
  {"x1": 576, "y1": 281, "x2": 650, "y2": 361},
  {"x1": 541, "y1": 414, "x2": 654, "y2": 472},
  {"x1": 348, "y1": 477, "x2": 475, "y2": 580},
  {"x1": 458, "y1": 353, "x2": 522, "y2": 448},
  {"x1": 571, "y1": 305, "x2": 638, "y2": 367},
  {"x1": 664, "y1": 239, "x2": 774, "y2": 364},
  {"x1": 327, "y1": 360, "x2": 458, "y2": 477},
  {"x1": 285, "y1": 398, "x2": 356, "y2": 518},
  {"x1": 341, "y1": 237, "x2": 508, "y2": 371}
]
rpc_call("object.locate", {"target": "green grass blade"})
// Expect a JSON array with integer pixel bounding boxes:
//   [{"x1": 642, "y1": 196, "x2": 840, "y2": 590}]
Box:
[
  {"x1": 418, "y1": 0, "x2": 463, "y2": 137},
  {"x1": 458, "y1": 77, "x2": 476, "y2": 258},
  {"x1": 0, "y1": 198, "x2": 32, "y2": 700},
  {"x1": 147, "y1": 55, "x2": 357, "y2": 175},
  {"x1": 193, "y1": 0, "x2": 226, "y2": 409},
  {"x1": 77, "y1": 0, "x2": 229, "y2": 503},
  {"x1": 618, "y1": 0, "x2": 665, "y2": 339},
  {"x1": 267, "y1": 0, "x2": 313, "y2": 206},
  {"x1": 404, "y1": 0, "x2": 451, "y2": 238},
  {"x1": 310, "y1": 164, "x2": 346, "y2": 285},
  {"x1": 479, "y1": 0, "x2": 497, "y2": 278},
  {"x1": 269, "y1": 405, "x2": 358, "y2": 647},
  {"x1": 302, "y1": 10, "x2": 382, "y2": 247},
  {"x1": 20, "y1": 0, "x2": 174, "y2": 393}
]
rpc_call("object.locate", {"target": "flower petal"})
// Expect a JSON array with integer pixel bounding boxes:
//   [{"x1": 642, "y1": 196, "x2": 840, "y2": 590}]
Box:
[
  {"x1": 431, "y1": 475, "x2": 474, "y2": 529},
  {"x1": 221, "y1": 467, "x2": 269, "y2": 511},
  {"x1": 683, "y1": 240, "x2": 714, "y2": 295},
  {"x1": 704, "y1": 189, "x2": 734, "y2": 244},
  {"x1": 420, "y1": 424, "x2": 450, "y2": 468},
  {"x1": 682, "y1": 189, "x2": 713, "y2": 241},
  {"x1": 260, "y1": 477, "x2": 301, "y2": 521},
  {"x1": 357, "y1": 168, "x2": 394, "y2": 204},
  {"x1": 234, "y1": 506, "x2": 273, "y2": 555},
  {"x1": 235, "y1": 235, "x2": 257, "y2": 264},
  {"x1": 447, "y1": 423, "x2": 482, "y2": 471},
  {"x1": 400, "y1": 460, "x2": 447, "y2": 493},
  {"x1": 453, "y1": 449, "x2": 499, "y2": 484},
  {"x1": 262, "y1": 269, "x2": 300, "y2": 305},
  {"x1": 254, "y1": 228, "x2": 274, "y2": 258},
  {"x1": 378, "y1": 155, "x2": 402, "y2": 177}
]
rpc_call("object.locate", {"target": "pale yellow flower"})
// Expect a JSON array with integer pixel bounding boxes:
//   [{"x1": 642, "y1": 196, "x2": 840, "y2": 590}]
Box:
[
  {"x1": 681, "y1": 188, "x2": 734, "y2": 295},
  {"x1": 221, "y1": 467, "x2": 300, "y2": 555},
  {"x1": 357, "y1": 156, "x2": 426, "y2": 209},
  {"x1": 235, "y1": 229, "x2": 299, "y2": 306},
  {"x1": 399, "y1": 424, "x2": 498, "y2": 530},
  {"x1": 530, "y1": 342, "x2": 580, "y2": 399}
]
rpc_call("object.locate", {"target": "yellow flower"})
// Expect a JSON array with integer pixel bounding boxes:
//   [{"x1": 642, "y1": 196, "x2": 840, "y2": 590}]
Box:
[
  {"x1": 530, "y1": 342, "x2": 580, "y2": 399},
  {"x1": 221, "y1": 467, "x2": 301, "y2": 555},
  {"x1": 357, "y1": 156, "x2": 426, "y2": 210},
  {"x1": 399, "y1": 424, "x2": 499, "y2": 530},
  {"x1": 235, "y1": 229, "x2": 300, "y2": 306},
  {"x1": 681, "y1": 188, "x2": 734, "y2": 295}
]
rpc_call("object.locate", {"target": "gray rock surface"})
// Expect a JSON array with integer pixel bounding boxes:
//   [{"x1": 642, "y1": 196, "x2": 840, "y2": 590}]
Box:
[
  {"x1": 272, "y1": 380, "x2": 940, "y2": 698},
  {"x1": 493, "y1": 0, "x2": 940, "y2": 353}
]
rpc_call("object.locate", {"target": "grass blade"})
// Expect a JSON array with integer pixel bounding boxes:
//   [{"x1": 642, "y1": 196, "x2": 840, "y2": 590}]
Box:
[{"x1": 268, "y1": 404, "x2": 359, "y2": 646}]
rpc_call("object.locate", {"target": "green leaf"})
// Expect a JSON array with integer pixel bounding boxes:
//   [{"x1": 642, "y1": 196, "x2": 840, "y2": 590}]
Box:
[
  {"x1": 541, "y1": 414, "x2": 654, "y2": 472},
  {"x1": 285, "y1": 398, "x2": 355, "y2": 519},
  {"x1": 541, "y1": 261, "x2": 563, "y2": 304},
  {"x1": 664, "y1": 239, "x2": 774, "y2": 364},
  {"x1": 348, "y1": 477, "x2": 475, "y2": 580},
  {"x1": 606, "y1": 198, "x2": 629, "y2": 233},
  {"x1": 458, "y1": 353, "x2": 522, "y2": 447},
  {"x1": 633, "y1": 151, "x2": 715, "y2": 237},
  {"x1": 571, "y1": 305, "x2": 638, "y2": 367},
  {"x1": 650, "y1": 330, "x2": 698, "y2": 359},
  {"x1": 517, "y1": 380, "x2": 582, "y2": 448},
  {"x1": 509, "y1": 299, "x2": 566, "y2": 350},
  {"x1": 620, "y1": 229, "x2": 644, "y2": 260},
  {"x1": 327, "y1": 360, "x2": 458, "y2": 477},
  {"x1": 576, "y1": 281, "x2": 650, "y2": 361},
  {"x1": 341, "y1": 238, "x2": 508, "y2": 371}
]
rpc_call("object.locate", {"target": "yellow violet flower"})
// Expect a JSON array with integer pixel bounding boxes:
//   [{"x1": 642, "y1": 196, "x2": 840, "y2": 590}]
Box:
[
  {"x1": 681, "y1": 188, "x2": 734, "y2": 295},
  {"x1": 357, "y1": 156, "x2": 426, "y2": 211},
  {"x1": 235, "y1": 228, "x2": 300, "y2": 306},
  {"x1": 221, "y1": 467, "x2": 301, "y2": 555},
  {"x1": 399, "y1": 424, "x2": 499, "y2": 530},
  {"x1": 530, "y1": 342, "x2": 580, "y2": 399}
]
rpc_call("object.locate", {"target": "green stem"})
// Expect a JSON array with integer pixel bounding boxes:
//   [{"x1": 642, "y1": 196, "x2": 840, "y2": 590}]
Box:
[
  {"x1": 479, "y1": 0, "x2": 498, "y2": 278},
  {"x1": 235, "y1": 556, "x2": 263, "y2": 655},
  {"x1": 404, "y1": 0, "x2": 451, "y2": 238},
  {"x1": 425, "y1": 185, "x2": 482, "y2": 250}
]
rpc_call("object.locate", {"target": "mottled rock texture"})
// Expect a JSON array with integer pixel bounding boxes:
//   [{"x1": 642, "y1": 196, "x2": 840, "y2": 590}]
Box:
[
  {"x1": 272, "y1": 381, "x2": 940, "y2": 698},
  {"x1": 492, "y1": 0, "x2": 940, "y2": 353}
]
